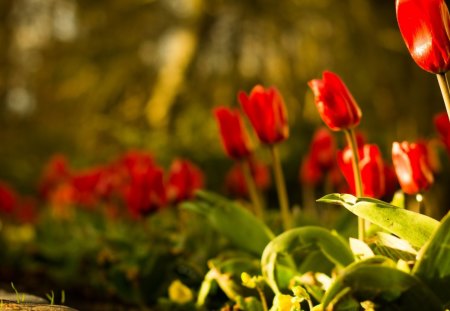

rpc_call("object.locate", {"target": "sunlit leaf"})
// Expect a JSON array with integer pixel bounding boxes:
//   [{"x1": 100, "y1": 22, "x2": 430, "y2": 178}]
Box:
[
  {"x1": 372, "y1": 231, "x2": 417, "y2": 262},
  {"x1": 413, "y1": 211, "x2": 450, "y2": 307},
  {"x1": 349, "y1": 238, "x2": 374, "y2": 260},
  {"x1": 318, "y1": 194, "x2": 439, "y2": 248},
  {"x1": 322, "y1": 257, "x2": 442, "y2": 310},
  {"x1": 261, "y1": 226, "x2": 354, "y2": 294},
  {"x1": 182, "y1": 191, "x2": 274, "y2": 255}
]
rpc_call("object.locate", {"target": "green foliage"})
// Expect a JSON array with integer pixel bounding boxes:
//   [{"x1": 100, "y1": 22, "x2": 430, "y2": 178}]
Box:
[
  {"x1": 318, "y1": 194, "x2": 439, "y2": 248},
  {"x1": 321, "y1": 257, "x2": 442, "y2": 311},
  {"x1": 182, "y1": 191, "x2": 275, "y2": 256},
  {"x1": 413, "y1": 211, "x2": 450, "y2": 307},
  {"x1": 261, "y1": 226, "x2": 354, "y2": 295}
]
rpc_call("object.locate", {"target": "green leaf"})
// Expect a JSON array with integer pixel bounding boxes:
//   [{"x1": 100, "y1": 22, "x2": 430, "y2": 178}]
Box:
[
  {"x1": 182, "y1": 191, "x2": 274, "y2": 255},
  {"x1": 261, "y1": 226, "x2": 354, "y2": 294},
  {"x1": 318, "y1": 194, "x2": 439, "y2": 248},
  {"x1": 372, "y1": 232, "x2": 417, "y2": 262},
  {"x1": 322, "y1": 257, "x2": 442, "y2": 311},
  {"x1": 413, "y1": 211, "x2": 450, "y2": 307}
]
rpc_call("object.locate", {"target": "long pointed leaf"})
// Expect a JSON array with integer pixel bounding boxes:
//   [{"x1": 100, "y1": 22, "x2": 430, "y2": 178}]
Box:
[{"x1": 318, "y1": 194, "x2": 439, "y2": 248}]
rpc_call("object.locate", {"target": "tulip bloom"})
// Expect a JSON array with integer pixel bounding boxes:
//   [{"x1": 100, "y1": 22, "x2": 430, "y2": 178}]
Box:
[
  {"x1": 434, "y1": 111, "x2": 450, "y2": 155},
  {"x1": 299, "y1": 155, "x2": 323, "y2": 187},
  {"x1": 238, "y1": 85, "x2": 289, "y2": 144},
  {"x1": 308, "y1": 71, "x2": 362, "y2": 131},
  {"x1": 392, "y1": 141, "x2": 434, "y2": 195},
  {"x1": 337, "y1": 144, "x2": 385, "y2": 198},
  {"x1": 166, "y1": 159, "x2": 204, "y2": 204},
  {"x1": 214, "y1": 107, "x2": 252, "y2": 159},
  {"x1": 300, "y1": 128, "x2": 337, "y2": 187},
  {"x1": 0, "y1": 181, "x2": 18, "y2": 214},
  {"x1": 309, "y1": 127, "x2": 337, "y2": 171},
  {"x1": 396, "y1": 0, "x2": 450, "y2": 74},
  {"x1": 38, "y1": 154, "x2": 71, "y2": 199}
]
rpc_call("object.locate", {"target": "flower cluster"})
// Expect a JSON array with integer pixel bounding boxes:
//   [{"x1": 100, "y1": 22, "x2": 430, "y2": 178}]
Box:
[
  {"x1": 37, "y1": 151, "x2": 204, "y2": 219},
  {"x1": 0, "y1": 181, "x2": 37, "y2": 223}
]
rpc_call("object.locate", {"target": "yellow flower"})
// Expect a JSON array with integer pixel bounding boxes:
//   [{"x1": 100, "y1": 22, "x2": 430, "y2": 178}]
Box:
[{"x1": 168, "y1": 280, "x2": 193, "y2": 304}]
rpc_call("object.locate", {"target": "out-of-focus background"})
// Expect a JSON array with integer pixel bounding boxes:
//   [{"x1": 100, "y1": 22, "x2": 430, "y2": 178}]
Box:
[{"x1": 0, "y1": 0, "x2": 444, "y2": 195}]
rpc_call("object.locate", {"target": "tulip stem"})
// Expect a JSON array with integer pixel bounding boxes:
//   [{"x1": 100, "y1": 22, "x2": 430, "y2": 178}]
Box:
[
  {"x1": 269, "y1": 145, "x2": 292, "y2": 230},
  {"x1": 241, "y1": 159, "x2": 265, "y2": 220},
  {"x1": 344, "y1": 129, "x2": 365, "y2": 241},
  {"x1": 437, "y1": 73, "x2": 450, "y2": 121}
]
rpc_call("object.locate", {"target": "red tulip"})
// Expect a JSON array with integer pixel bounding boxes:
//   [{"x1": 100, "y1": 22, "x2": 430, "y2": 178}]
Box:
[
  {"x1": 70, "y1": 168, "x2": 104, "y2": 208},
  {"x1": 238, "y1": 85, "x2": 289, "y2": 144},
  {"x1": 299, "y1": 155, "x2": 323, "y2": 187},
  {"x1": 115, "y1": 151, "x2": 167, "y2": 217},
  {"x1": 300, "y1": 128, "x2": 337, "y2": 187},
  {"x1": 0, "y1": 181, "x2": 18, "y2": 214},
  {"x1": 166, "y1": 159, "x2": 204, "y2": 204},
  {"x1": 308, "y1": 127, "x2": 337, "y2": 171},
  {"x1": 434, "y1": 111, "x2": 450, "y2": 155},
  {"x1": 337, "y1": 144, "x2": 385, "y2": 198},
  {"x1": 15, "y1": 197, "x2": 38, "y2": 224},
  {"x1": 38, "y1": 154, "x2": 71, "y2": 199},
  {"x1": 396, "y1": 0, "x2": 450, "y2": 74},
  {"x1": 214, "y1": 107, "x2": 252, "y2": 159},
  {"x1": 225, "y1": 159, "x2": 270, "y2": 198},
  {"x1": 123, "y1": 163, "x2": 167, "y2": 217},
  {"x1": 392, "y1": 141, "x2": 434, "y2": 194},
  {"x1": 308, "y1": 71, "x2": 362, "y2": 131}
]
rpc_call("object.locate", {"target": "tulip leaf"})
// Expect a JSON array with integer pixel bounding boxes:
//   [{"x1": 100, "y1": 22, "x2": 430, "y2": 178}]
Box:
[
  {"x1": 322, "y1": 257, "x2": 443, "y2": 311},
  {"x1": 318, "y1": 194, "x2": 439, "y2": 248},
  {"x1": 261, "y1": 226, "x2": 354, "y2": 294},
  {"x1": 413, "y1": 211, "x2": 450, "y2": 307},
  {"x1": 182, "y1": 191, "x2": 274, "y2": 256}
]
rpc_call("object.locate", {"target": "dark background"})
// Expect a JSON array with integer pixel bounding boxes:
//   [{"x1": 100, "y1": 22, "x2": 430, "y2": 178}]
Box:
[{"x1": 0, "y1": 0, "x2": 444, "y2": 197}]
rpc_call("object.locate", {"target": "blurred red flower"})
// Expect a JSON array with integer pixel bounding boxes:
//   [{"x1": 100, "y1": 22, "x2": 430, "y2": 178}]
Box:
[
  {"x1": 434, "y1": 111, "x2": 450, "y2": 155},
  {"x1": 396, "y1": 0, "x2": 450, "y2": 74},
  {"x1": 117, "y1": 151, "x2": 167, "y2": 217},
  {"x1": 15, "y1": 197, "x2": 38, "y2": 224},
  {"x1": 338, "y1": 144, "x2": 385, "y2": 198},
  {"x1": 299, "y1": 155, "x2": 323, "y2": 187},
  {"x1": 214, "y1": 107, "x2": 252, "y2": 159},
  {"x1": 300, "y1": 127, "x2": 337, "y2": 187},
  {"x1": 392, "y1": 141, "x2": 434, "y2": 195},
  {"x1": 166, "y1": 159, "x2": 204, "y2": 204},
  {"x1": 225, "y1": 159, "x2": 270, "y2": 198},
  {"x1": 308, "y1": 127, "x2": 337, "y2": 171},
  {"x1": 238, "y1": 85, "x2": 289, "y2": 144},
  {"x1": 38, "y1": 154, "x2": 71, "y2": 199},
  {"x1": 308, "y1": 71, "x2": 362, "y2": 131},
  {"x1": 0, "y1": 181, "x2": 18, "y2": 214},
  {"x1": 70, "y1": 168, "x2": 104, "y2": 208}
]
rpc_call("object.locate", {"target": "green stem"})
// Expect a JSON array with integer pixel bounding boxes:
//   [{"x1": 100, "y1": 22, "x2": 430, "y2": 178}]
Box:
[
  {"x1": 256, "y1": 287, "x2": 268, "y2": 311},
  {"x1": 344, "y1": 129, "x2": 365, "y2": 241},
  {"x1": 269, "y1": 145, "x2": 291, "y2": 230},
  {"x1": 241, "y1": 159, "x2": 265, "y2": 220},
  {"x1": 437, "y1": 73, "x2": 450, "y2": 121}
]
